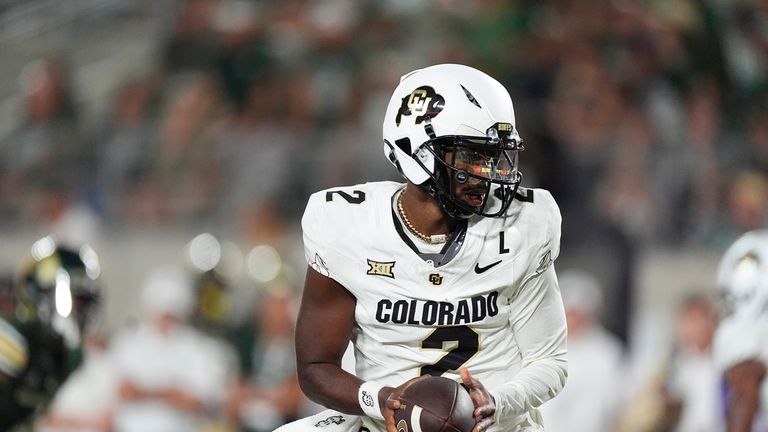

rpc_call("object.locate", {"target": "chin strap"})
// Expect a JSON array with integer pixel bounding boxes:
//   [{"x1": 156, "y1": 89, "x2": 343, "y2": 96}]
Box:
[
  {"x1": 417, "y1": 135, "x2": 473, "y2": 220},
  {"x1": 420, "y1": 181, "x2": 473, "y2": 220}
]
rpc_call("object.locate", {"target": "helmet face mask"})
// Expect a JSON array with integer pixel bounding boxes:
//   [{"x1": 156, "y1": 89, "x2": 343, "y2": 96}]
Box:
[
  {"x1": 383, "y1": 64, "x2": 523, "y2": 219},
  {"x1": 416, "y1": 125, "x2": 523, "y2": 219}
]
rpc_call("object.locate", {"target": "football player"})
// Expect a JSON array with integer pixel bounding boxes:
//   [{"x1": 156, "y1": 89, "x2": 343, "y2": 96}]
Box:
[
  {"x1": 276, "y1": 64, "x2": 567, "y2": 432},
  {"x1": 0, "y1": 237, "x2": 102, "y2": 430},
  {"x1": 713, "y1": 230, "x2": 768, "y2": 431}
]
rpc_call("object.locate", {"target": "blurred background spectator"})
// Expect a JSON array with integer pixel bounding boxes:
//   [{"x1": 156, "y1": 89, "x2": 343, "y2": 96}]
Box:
[
  {"x1": 618, "y1": 295, "x2": 721, "y2": 432},
  {"x1": 0, "y1": 0, "x2": 767, "y2": 429},
  {"x1": 40, "y1": 325, "x2": 115, "y2": 432},
  {"x1": 108, "y1": 265, "x2": 237, "y2": 432},
  {"x1": 664, "y1": 295, "x2": 722, "y2": 432},
  {"x1": 228, "y1": 278, "x2": 304, "y2": 432},
  {"x1": 539, "y1": 269, "x2": 627, "y2": 432}
]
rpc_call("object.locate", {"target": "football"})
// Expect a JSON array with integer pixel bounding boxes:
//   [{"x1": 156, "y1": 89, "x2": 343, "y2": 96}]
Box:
[{"x1": 393, "y1": 376, "x2": 475, "y2": 432}]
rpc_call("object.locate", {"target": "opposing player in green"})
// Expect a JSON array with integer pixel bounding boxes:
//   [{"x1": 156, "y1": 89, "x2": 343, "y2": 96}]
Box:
[{"x1": 0, "y1": 238, "x2": 101, "y2": 431}]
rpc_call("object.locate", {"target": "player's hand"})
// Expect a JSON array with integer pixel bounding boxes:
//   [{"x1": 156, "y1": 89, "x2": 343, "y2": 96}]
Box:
[
  {"x1": 461, "y1": 368, "x2": 496, "y2": 432},
  {"x1": 383, "y1": 375, "x2": 430, "y2": 432}
]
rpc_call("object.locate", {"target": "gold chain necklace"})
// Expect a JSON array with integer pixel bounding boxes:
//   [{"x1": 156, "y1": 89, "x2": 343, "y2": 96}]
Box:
[{"x1": 397, "y1": 191, "x2": 448, "y2": 244}]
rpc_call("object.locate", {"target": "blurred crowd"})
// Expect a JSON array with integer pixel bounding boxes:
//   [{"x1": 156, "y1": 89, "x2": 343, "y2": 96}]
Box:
[
  {"x1": 1, "y1": 0, "x2": 767, "y2": 244},
  {"x1": 0, "y1": 0, "x2": 767, "y2": 431},
  {"x1": 2, "y1": 0, "x2": 768, "y2": 342}
]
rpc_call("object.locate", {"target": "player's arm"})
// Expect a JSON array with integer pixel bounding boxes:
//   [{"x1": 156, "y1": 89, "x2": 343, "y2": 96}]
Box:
[
  {"x1": 491, "y1": 265, "x2": 568, "y2": 422},
  {"x1": 298, "y1": 190, "x2": 402, "y2": 421},
  {"x1": 490, "y1": 193, "x2": 568, "y2": 421},
  {"x1": 725, "y1": 358, "x2": 766, "y2": 432},
  {"x1": 296, "y1": 266, "x2": 378, "y2": 414}
]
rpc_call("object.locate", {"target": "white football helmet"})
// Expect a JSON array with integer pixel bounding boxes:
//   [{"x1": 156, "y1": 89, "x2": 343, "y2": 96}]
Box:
[
  {"x1": 382, "y1": 64, "x2": 523, "y2": 218},
  {"x1": 717, "y1": 230, "x2": 768, "y2": 319}
]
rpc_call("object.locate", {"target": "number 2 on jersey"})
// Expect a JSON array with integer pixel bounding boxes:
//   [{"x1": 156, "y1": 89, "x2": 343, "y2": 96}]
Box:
[
  {"x1": 420, "y1": 326, "x2": 480, "y2": 377},
  {"x1": 325, "y1": 189, "x2": 366, "y2": 204}
]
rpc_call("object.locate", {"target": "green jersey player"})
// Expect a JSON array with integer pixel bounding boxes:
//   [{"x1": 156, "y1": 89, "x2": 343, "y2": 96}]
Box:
[{"x1": 0, "y1": 238, "x2": 101, "y2": 431}]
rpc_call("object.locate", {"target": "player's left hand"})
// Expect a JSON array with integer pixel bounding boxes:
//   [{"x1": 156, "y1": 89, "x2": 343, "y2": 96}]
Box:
[
  {"x1": 383, "y1": 375, "x2": 430, "y2": 432},
  {"x1": 460, "y1": 367, "x2": 496, "y2": 432}
]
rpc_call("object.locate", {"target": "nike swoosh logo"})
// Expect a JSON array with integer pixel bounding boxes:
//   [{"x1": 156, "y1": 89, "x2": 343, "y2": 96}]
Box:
[{"x1": 474, "y1": 260, "x2": 502, "y2": 274}]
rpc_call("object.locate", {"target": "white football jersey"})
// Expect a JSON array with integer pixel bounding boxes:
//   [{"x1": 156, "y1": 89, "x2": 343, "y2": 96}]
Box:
[
  {"x1": 302, "y1": 181, "x2": 567, "y2": 431},
  {"x1": 712, "y1": 229, "x2": 768, "y2": 428}
]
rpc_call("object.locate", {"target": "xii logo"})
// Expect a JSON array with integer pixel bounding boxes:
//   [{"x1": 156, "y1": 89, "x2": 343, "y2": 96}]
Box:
[{"x1": 367, "y1": 259, "x2": 395, "y2": 279}]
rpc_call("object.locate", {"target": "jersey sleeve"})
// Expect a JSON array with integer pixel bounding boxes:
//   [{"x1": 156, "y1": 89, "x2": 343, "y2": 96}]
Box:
[
  {"x1": 301, "y1": 190, "x2": 352, "y2": 284},
  {"x1": 509, "y1": 189, "x2": 562, "y2": 293},
  {"x1": 491, "y1": 189, "x2": 568, "y2": 421},
  {"x1": 713, "y1": 315, "x2": 764, "y2": 372},
  {"x1": 491, "y1": 265, "x2": 568, "y2": 421},
  {"x1": 542, "y1": 190, "x2": 562, "y2": 261},
  {"x1": 529, "y1": 189, "x2": 561, "y2": 275}
]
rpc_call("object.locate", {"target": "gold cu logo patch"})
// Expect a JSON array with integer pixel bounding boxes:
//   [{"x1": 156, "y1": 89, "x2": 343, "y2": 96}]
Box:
[
  {"x1": 428, "y1": 273, "x2": 443, "y2": 285},
  {"x1": 395, "y1": 86, "x2": 445, "y2": 126},
  {"x1": 367, "y1": 259, "x2": 395, "y2": 279},
  {"x1": 407, "y1": 89, "x2": 431, "y2": 116}
]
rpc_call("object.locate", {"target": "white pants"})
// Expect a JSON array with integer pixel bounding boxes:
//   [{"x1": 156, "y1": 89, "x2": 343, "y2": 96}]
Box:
[{"x1": 273, "y1": 410, "x2": 363, "y2": 432}]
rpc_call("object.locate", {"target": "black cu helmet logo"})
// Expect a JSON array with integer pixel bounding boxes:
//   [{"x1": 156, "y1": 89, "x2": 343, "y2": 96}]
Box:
[{"x1": 396, "y1": 86, "x2": 445, "y2": 126}]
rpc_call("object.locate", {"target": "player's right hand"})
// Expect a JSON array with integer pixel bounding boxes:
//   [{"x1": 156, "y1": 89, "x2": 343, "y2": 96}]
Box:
[
  {"x1": 383, "y1": 375, "x2": 430, "y2": 432},
  {"x1": 461, "y1": 368, "x2": 496, "y2": 432}
]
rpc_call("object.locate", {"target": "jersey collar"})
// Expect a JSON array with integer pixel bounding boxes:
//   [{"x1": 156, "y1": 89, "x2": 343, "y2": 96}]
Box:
[{"x1": 390, "y1": 189, "x2": 468, "y2": 267}]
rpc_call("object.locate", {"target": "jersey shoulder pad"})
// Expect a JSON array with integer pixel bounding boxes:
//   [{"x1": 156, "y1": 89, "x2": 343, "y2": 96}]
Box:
[
  {"x1": 512, "y1": 187, "x2": 562, "y2": 260},
  {"x1": 301, "y1": 182, "x2": 401, "y2": 279},
  {"x1": 713, "y1": 316, "x2": 765, "y2": 371},
  {"x1": 302, "y1": 182, "x2": 397, "y2": 243},
  {"x1": 514, "y1": 187, "x2": 560, "y2": 223}
]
